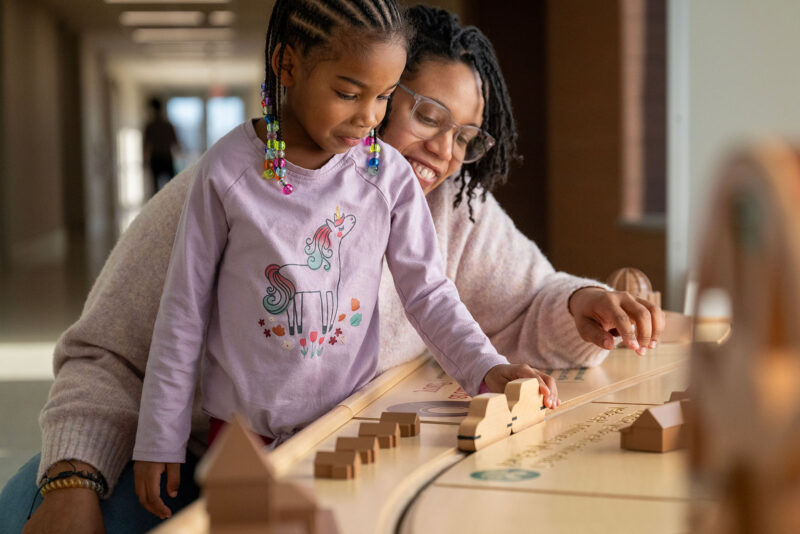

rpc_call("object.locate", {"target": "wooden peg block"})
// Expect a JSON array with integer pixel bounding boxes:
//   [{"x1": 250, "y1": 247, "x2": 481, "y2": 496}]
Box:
[
  {"x1": 358, "y1": 421, "x2": 400, "y2": 448},
  {"x1": 505, "y1": 378, "x2": 545, "y2": 433},
  {"x1": 313, "y1": 450, "x2": 361, "y2": 479},
  {"x1": 335, "y1": 436, "x2": 379, "y2": 464},
  {"x1": 379, "y1": 411, "x2": 420, "y2": 437},
  {"x1": 457, "y1": 393, "x2": 512, "y2": 452}
]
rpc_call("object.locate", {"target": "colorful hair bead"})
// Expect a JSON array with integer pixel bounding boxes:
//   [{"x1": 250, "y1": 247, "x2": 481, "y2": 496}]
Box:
[
  {"x1": 366, "y1": 128, "x2": 380, "y2": 176},
  {"x1": 259, "y1": 84, "x2": 292, "y2": 194}
]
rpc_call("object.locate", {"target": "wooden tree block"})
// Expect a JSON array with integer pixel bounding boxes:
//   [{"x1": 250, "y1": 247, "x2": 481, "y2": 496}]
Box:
[
  {"x1": 620, "y1": 400, "x2": 686, "y2": 452},
  {"x1": 457, "y1": 393, "x2": 512, "y2": 452},
  {"x1": 606, "y1": 267, "x2": 661, "y2": 308},
  {"x1": 313, "y1": 450, "x2": 361, "y2": 480},
  {"x1": 505, "y1": 378, "x2": 546, "y2": 433},
  {"x1": 357, "y1": 422, "x2": 400, "y2": 448},
  {"x1": 335, "y1": 436, "x2": 379, "y2": 464},
  {"x1": 379, "y1": 411, "x2": 420, "y2": 437}
]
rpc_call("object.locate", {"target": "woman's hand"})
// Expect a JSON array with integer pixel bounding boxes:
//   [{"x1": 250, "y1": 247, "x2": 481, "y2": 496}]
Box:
[
  {"x1": 484, "y1": 363, "x2": 559, "y2": 408},
  {"x1": 134, "y1": 461, "x2": 181, "y2": 519},
  {"x1": 23, "y1": 460, "x2": 105, "y2": 534},
  {"x1": 23, "y1": 488, "x2": 105, "y2": 534},
  {"x1": 568, "y1": 287, "x2": 665, "y2": 355}
]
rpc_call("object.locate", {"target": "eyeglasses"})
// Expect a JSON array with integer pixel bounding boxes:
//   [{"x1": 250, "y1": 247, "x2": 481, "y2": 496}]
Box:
[{"x1": 397, "y1": 84, "x2": 495, "y2": 164}]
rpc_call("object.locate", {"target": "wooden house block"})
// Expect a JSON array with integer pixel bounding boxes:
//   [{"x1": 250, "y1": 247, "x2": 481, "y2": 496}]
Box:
[
  {"x1": 620, "y1": 400, "x2": 686, "y2": 452},
  {"x1": 313, "y1": 450, "x2": 361, "y2": 480},
  {"x1": 379, "y1": 411, "x2": 420, "y2": 437},
  {"x1": 335, "y1": 436, "x2": 379, "y2": 464},
  {"x1": 457, "y1": 393, "x2": 512, "y2": 452},
  {"x1": 196, "y1": 414, "x2": 338, "y2": 533},
  {"x1": 505, "y1": 378, "x2": 546, "y2": 433},
  {"x1": 357, "y1": 421, "x2": 400, "y2": 448}
]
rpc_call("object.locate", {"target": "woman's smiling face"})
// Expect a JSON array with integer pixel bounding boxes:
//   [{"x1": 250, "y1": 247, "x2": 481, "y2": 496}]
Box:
[{"x1": 382, "y1": 59, "x2": 485, "y2": 195}]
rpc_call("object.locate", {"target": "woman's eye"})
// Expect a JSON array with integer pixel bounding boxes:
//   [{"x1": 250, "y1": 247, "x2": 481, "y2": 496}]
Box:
[
  {"x1": 419, "y1": 115, "x2": 440, "y2": 127},
  {"x1": 378, "y1": 94, "x2": 392, "y2": 101},
  {"x1": 335, "y1": 91, "x2": 357, "y2": 101}
]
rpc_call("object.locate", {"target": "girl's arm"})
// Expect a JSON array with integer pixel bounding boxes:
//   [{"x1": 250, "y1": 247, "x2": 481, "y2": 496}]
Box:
[
  {"x1": 38, "y1": 169, "x2": 194, "y2": 494},
  {"x1": 384, "y1": 171, "x2": 508, "y2": 396},
  {"x1": 427, "y1": 181, "x2": 611, "y2": 369},
  {"x1": 133, "y1": 166, "x2": 229, "y2": 464}
]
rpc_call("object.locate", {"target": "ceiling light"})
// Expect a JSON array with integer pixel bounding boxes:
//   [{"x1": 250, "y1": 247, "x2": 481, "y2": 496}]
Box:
[
  {"x1": 120, "y1": 11, "x2": 204, "y2": 26},
  {"x1": 131, "y1": 28, "x2": 234, "y2": 42},
  {"x1": 105, "y1": 0, "x2": 230, "y2": 4},
  {"x1": 208, "y1": 10, "x2": 235, "y2": 26}
]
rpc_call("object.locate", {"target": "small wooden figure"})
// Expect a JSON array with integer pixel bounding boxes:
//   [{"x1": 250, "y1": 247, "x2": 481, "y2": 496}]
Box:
[
  {"x1": 457, "y1": 393, "x2": 513, "y2": 452},
  {"x1": 195, "y1": 414, "x2": 338, "y2": 533},
  {"x1": 357, "y1": 421, "x2": 401, "y2": 448},
  {"x1": 313, "y1": 450, "x2": 361, "y2": 480},
  {"x1": 505, "y1": 378, "x2": 546, "y2": 433},
  {"x1": 379, "y1": 411, "x2": 420, "y2": 437},
  {"x1": 619, "y1": 400, "x2": 686, "y2": 452},
  {"x1": 335, "y1": 436, "x2": 379, "y2": 464}
]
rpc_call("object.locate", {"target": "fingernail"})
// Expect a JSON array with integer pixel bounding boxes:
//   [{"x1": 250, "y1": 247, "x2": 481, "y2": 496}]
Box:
[
  {"x1": 169, "y1": 490, "x2": 177, "y2": 498},
  {"x1": 649, "y1": 340, "x2": 657, "y2": 349},
  {"x1": 604, "y1": 339, "x2": 614, "y2": 350},
  {"x1": 638, "y1": 348, "x2": 647, "y2": 356},
  {"x1": 631, "y1": 339, "x2": 640, "y2": 350}
]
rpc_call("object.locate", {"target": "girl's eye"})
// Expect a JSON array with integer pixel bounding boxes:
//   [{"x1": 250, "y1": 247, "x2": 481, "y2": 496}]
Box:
[
  {"x1": 378, "y1": 94, "x2": 392, "y2": 101},
  {"x1": 335, "y1": 91, "x2": 357, "y2": 101}
]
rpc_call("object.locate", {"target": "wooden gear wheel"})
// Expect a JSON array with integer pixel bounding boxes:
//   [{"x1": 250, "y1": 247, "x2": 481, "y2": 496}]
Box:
[{"x1": 690, "y1": 141, "x2": 800, "y2": 534}]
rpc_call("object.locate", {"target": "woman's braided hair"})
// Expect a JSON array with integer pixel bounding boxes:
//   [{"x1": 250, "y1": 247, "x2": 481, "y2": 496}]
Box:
[
  {"x1": 264, "y1": 0, "x2": 411, "y2": 150},
  {"x1": 402, "y1": 5, "x2": 520, "y2": 221}
]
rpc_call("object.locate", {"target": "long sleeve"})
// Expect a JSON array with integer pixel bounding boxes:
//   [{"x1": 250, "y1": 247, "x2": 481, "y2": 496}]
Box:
[
  {"x1": 132, "y1": 167, "x2": 231, "y2": 463},
  {"x1": 428, "y1": 180, "x2": 610, "y2": 369},
  {"x1": 384, "y1": 171, "x2": 508, "y2": 396},
  {"x1": 37, "y1": 168, "x2": 197, "y2": 494}
]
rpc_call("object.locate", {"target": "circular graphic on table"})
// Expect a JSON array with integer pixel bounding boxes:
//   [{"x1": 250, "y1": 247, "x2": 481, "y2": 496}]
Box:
[
  {"x1": 470, "y1": 469, "x2": 540, "y2": 482},
  {"x1": 385, "y1": 401, "x2": 471, "y2": 417}
]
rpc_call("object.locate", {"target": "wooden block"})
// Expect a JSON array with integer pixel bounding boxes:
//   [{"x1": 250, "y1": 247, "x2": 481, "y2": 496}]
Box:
[
  {"x1": 505, "y1": 378, "x2": 546, "y2": 433},
  {"x1": 358, "y1": 421, "x2": 400, "y2": 448},
  {"x1": 668, "y1": 389, "x2": 690, "y2": 402},
  {"x1": 457, "y1": 393, "x2": 512, "y2": 452},
  {"x1": 313, "y1": 450, "x2": 361, "y2": 479},
  {"x1": 335, "y1": 436, "x2": 379, "y2": 464},
  {"x1": 379, "y1": 411, "x2": 421, "y2": 437},
  {"x1": 620, "y1": 401, "x2": 686, "y2": 452}
]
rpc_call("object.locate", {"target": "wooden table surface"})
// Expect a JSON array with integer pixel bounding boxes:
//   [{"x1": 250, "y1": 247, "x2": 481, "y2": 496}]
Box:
[{"x1": 153, "y1": 322, "x2": 727, "y2": 534}]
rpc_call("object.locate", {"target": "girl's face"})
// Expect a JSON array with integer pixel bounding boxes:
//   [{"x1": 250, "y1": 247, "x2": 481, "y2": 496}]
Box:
[
  {"x1": 281, "y1": 40, "x2": 407, "y2": 168},
  {"x1": 382, "y1": 59, "x2": 485, "y2": 195}
]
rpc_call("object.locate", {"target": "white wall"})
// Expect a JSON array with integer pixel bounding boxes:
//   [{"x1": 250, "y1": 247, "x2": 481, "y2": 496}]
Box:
[{"x1": 668, "y1": 0, "x2": 800, "y2": 309}]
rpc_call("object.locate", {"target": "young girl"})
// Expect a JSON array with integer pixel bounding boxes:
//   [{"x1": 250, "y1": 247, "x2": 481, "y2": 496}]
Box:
[{"x1": 132, "y1": 0, "x2": 544, "y2": 519}]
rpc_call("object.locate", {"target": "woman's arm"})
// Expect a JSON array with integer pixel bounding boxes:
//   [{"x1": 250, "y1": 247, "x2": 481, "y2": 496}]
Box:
[
  {"x1": 37, "y1": 168, "x2": 195, "y2": 494},
  {"x1": 426, "y1": 180, "x2": 610, "y2": 369}
]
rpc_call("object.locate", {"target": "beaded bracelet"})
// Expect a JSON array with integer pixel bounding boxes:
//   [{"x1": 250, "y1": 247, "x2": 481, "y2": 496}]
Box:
[
  {"x1": 39, "y1": 477, "x2": 104, "y2": 497},
  {"x1": 36, "y1": 460, "x2": 108, "y2": 497}
]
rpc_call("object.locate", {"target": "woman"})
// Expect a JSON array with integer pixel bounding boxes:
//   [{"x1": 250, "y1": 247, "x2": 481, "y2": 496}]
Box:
[{"x1": 1, "y1": 6, "x2": 662, "y2": 534}]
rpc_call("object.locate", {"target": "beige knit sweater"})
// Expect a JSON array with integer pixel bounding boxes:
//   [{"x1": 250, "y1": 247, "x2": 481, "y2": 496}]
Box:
[{"x1": 38, "y1": 165, "x2": 608, "y2": 493}]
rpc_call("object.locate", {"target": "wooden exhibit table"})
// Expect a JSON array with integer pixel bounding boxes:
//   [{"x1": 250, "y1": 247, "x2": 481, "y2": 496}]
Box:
[{"x1": 154, "y1": 322, "x2": 727, "y2": 534}]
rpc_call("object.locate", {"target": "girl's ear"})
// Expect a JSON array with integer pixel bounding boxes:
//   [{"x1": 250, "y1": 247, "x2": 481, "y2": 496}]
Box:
[{"x1": 271, "y1": 43, "x2": 299, "y2": 88}]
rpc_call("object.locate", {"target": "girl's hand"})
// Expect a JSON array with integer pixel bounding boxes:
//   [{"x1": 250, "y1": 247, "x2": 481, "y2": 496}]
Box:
[
  {"x1": 134, "y1": 461, "x2": 181, "y2": 519},
  {"x1": 568, "y1": 287, "x2": 665, "y2": 355},
  {"x1": 483, "y1": 363, "x2": 559, "y2": 408}
]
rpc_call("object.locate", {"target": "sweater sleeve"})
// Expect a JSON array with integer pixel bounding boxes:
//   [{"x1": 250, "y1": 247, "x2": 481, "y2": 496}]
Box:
[
  {"x1": 37, "y1": 168, "x2": 194, "y2": 495},
  {"x1": 441, "y1": 185, "x2": 610, "y2": 369},
  {"x1": 384, "y1": 174, "x2": 508, "y2": 396},
  {"x1": 132, "y1": 168, "x2": 230, "y2": 463}
]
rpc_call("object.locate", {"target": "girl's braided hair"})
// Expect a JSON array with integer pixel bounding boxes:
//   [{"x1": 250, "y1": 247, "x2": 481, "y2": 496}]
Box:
[
  {"x1": 264, "y1": 0, "x2": 411, "y2": 148},
  {"x1": 402, "y1": 5, "x2": 520, "y2": 221}
]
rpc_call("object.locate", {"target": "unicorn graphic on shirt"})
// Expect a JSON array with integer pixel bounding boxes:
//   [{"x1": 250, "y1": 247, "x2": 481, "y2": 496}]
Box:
[{"x1": 263, "y1": 208, "x2": 356, "y2": 335}]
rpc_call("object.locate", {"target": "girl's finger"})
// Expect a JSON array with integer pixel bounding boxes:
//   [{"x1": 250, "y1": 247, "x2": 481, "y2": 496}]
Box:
[{"x1": 166, "y1": 463, "x2": 181, "y2": 499}]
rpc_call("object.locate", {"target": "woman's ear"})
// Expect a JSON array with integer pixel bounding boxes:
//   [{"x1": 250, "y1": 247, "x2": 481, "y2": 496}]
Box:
[{"x1": 271, "y1": 43, "x2": 299, "y2": 87}]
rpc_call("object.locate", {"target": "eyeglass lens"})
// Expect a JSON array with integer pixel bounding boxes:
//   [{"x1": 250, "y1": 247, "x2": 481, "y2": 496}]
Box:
[{"x1": 409, "y1": 100, "x2": 492, "y2": 163}]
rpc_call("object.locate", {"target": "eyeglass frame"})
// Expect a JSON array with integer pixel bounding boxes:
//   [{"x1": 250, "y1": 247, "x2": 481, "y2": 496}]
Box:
[{"x1": 396, "y1": 83, "x2": 496, "y2": 164}]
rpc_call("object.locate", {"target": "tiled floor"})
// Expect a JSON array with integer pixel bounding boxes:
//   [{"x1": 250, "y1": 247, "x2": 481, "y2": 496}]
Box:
[{"x1": 0, "y1": 257, "x2": 90, "y2": 489}]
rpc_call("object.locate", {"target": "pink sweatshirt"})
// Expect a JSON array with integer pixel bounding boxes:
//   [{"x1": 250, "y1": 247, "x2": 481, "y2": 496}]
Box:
[{"x1": 132, "y1": 121, "x2": 508, "y2": 462}]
